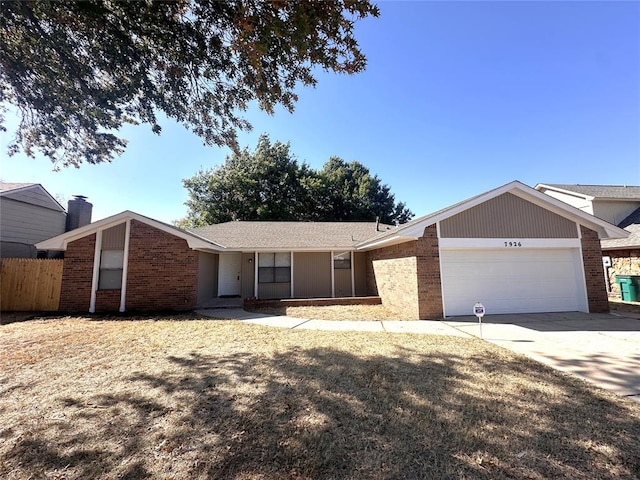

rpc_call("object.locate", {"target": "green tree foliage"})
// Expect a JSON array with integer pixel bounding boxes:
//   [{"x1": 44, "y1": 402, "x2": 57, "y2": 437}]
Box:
[
  {"x1": 0, "y1": 0, "x2": 379, "y2": 167},
  {"x1": 181, "y1": 135, "x2": 413, "y2": 227}
]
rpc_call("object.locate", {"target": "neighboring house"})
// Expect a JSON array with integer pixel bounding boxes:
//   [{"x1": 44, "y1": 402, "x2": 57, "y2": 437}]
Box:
[
  {"x1": 535, "y1": 184, "x2": 640, "y2": 296},
  {"x1": 36, "y1": 181, "x2": 627, "y2": 318},
  {"x1": 0, "y1": 182, "x2": 93, "y2": 259},
  {"x1": 0, "y1": 183, "x2": 66, "y2": 258}
]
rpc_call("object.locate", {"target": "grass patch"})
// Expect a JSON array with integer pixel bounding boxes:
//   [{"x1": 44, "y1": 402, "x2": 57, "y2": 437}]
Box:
[
  {"x1": 248, "y1": 304, "x2": 401, "y2": 321},
  {"x1": 1, "y1": 314, "x2": 639, "y2": 479}
]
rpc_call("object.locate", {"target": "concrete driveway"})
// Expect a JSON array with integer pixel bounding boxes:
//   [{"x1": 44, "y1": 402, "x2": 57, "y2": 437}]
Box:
[{"x1": 445, "y1": 311, "x2": 640, "y2": 401}]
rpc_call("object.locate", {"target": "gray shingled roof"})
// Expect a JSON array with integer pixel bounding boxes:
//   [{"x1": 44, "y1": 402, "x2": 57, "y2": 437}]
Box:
[
  {"x1": 541, "y1": 184, "x2": 640, "y2": 199},
  {"x1": 0, "y1": 182, "x2": 35, "y2": 193},
  {"x1": 601, "y1": 206, "x2": 640, "y2": 249},
  {"x1": 190, "y1": 221, "x2": 394, "y2": 249}
]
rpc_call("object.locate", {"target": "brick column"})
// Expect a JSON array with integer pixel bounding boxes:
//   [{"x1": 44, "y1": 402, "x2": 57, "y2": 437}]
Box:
[
  {"x1": 416, "y1": 224, "x2": 443, "y2": 319},
  {"x1": 580, "y1": 225, "x2": 609, "y2": 313}
]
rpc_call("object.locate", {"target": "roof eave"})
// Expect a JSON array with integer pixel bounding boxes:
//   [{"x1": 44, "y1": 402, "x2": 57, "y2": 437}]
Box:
[{"x1": 35, "y1": 210, "x2": 227, "y2": 251}]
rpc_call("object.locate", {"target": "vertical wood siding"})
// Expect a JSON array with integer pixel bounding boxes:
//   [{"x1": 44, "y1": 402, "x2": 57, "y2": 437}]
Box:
[
  {"x1": 258, "y1": 283, "x2": 291, "y2": 299},
  {"x1": 241, "y1": 253, "x2": 255, "y2": 298},
  {"x1": 353, "y1": 252, "x2": 368, "y2": 296},
  {"x1": 197, "y1": 252, "x2": 219, "y2": 303},
  {"x1": 440, "y1": 193, "x2": 578, "y2": 238},
  {"x1": 293, "y1": 252, "x2": 331, "y2": 298},
  {"x1": 1, "y1": 258, "x2": 63, "y2": 311},
  {"x1": 101, "y1": 223, "x2": 126, "y2": 249}
]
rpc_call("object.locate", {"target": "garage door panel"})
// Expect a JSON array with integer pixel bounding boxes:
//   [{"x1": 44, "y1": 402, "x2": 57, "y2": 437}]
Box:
[{"x1": 441, "y1": 248, "x2": 585, "y2": 316}]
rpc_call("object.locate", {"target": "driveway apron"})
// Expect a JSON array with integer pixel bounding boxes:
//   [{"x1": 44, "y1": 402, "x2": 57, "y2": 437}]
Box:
[{"x1": 445, "y1": 312, "x2": 640, "y2": 401}]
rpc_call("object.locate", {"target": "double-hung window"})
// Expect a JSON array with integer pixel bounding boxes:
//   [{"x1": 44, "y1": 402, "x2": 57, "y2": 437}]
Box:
[
  {"x1": 258, "y1": 253, "x2": 291, "y2": 283},
  {"x1": 99, "y1": 250, "x2": 124, "y2": 289}
]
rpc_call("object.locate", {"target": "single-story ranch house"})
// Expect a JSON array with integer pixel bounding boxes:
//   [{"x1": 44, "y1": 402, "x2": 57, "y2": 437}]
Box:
[{"x1": 36, "y1": 181, "x2": 628, "y2": 319}]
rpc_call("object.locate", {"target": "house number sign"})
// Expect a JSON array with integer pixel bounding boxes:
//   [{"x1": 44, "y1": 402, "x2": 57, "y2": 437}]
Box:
[{"x1": 504, "y1": 241, "x2": 523, "y2": 247}]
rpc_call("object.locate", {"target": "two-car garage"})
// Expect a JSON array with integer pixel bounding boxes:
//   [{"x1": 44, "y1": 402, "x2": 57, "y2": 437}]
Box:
[
  {"x1": 439, "y1": 246, "x2": 587, "y2": 317},
  {"x1": 362, "y1": 181, "x2": 626, "y2": 319}
]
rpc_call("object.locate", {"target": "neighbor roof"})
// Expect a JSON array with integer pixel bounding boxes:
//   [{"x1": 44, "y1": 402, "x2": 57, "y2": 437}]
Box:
[
  {"x1": 535, "y1": 184, "x2": 640, "y2": 200},
  {"x1": 0, "y1": 182, "x2": 65, "y2": 211},
  {"x1": 601, "y1": 206, "x2": 640, "y2": 250},
  {"x1": 0, "y1": 182, "x2": 36, "y2": 193},
  {"x1": 191, "y1": 221, "x2": 393, "y2": 250}
]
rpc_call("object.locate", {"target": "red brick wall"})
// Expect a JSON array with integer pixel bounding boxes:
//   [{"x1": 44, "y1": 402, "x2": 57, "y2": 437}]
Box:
[
  {"x1": 95, "y1": 290, "x2": 121, "y2": 312},
  {"x1": 125, "y1": 220, "x2": 198, "y2": 311},
  {"x1": 416, "y1": 225, "x2": 444, "y2": 318},
  {"x1": 59, "y1": 234, "x2": 95, "y2": 312},
  {"x1": 367, "y1": 242, "x2": 420, "y2": 319},
  {"x1": 366, "y1": 224, "x2": 443, "y2": 319},
  {"x1": 580, "y1": 225, "x2": 609, "y2": 313}
]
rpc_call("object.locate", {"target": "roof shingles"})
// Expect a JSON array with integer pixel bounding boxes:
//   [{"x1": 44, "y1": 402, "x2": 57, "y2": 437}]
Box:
[
  {"x1": 541, "y1": 184, "x2": 640, "y2": 200},
  {"x1": 191, "y1": 221, "x2": 393, "y2": 250}
]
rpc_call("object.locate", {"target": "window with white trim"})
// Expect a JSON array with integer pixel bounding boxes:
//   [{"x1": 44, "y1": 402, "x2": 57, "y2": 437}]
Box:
[
  {"x1": 99, "y1": 250, "x2": 124, "y2": 290},
  {"x1": 333, "y1": 251, "x2": 351, "y2": 270},
  {"x1": 258, "y1": 252, "x2": 291, "y2": 283}
]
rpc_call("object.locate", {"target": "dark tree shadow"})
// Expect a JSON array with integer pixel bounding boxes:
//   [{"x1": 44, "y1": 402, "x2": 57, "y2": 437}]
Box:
[{"x1": 2, "y1": 346, "x2": 639, "y2": 479}]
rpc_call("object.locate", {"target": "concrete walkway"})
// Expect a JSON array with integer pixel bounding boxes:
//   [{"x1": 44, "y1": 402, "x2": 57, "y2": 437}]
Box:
[
  {"x1": 195, "y1": 308, "x2": 470, "y2": 336},
  {"x1": 196, "y1": 308, "x2": 640, "y2": 401}
]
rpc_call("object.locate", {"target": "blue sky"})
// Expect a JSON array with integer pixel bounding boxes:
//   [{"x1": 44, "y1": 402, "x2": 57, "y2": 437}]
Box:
[{"x1": 1, "y1": 1, "x2": 639, "y2": 223}]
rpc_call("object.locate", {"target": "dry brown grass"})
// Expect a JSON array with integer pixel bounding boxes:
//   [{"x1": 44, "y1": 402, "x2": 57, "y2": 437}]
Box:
[
  {"x1": 248, "y1": 304, "x2": 400, "y2": 320},
  {"x1": 1, "y1": 314, "x2": 639, "y2": 479}
]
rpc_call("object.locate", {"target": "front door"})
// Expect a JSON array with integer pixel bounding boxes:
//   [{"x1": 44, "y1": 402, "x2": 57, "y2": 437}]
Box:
[{"x1": 218, "y1": 253, "x2": 242, "y2": 296}]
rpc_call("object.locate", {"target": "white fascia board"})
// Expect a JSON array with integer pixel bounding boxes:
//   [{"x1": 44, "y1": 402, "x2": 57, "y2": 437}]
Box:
[
  {"x1": 533, "y1": 184, "x2": 595, "y2": 201},
  {"x1": 35, "y1": 210, "x2": 227, "y2": 251},
  {"x1": 439, "y1": 238, "x2": 582, "y2": 249},
  {"x1": 356, "y1": 235, "x2": 418, "y2": 251},
  {"x1": 236, "y1": 247, "x2": 360, "y2": 253}
]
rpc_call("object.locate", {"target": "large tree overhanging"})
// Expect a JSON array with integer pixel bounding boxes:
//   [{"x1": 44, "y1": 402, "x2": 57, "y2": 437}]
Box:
[{"x1": 0, "y1": 0, "x2": 379, "y2": 167}]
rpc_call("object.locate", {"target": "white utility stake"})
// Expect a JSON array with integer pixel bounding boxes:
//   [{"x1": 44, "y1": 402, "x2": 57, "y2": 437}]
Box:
[{"x1": 473, "y1": 302, "x2": 485, "y2": 339}]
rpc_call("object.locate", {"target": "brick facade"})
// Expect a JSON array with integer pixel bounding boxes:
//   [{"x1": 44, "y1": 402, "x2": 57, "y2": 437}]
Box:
[
  {"x1": 366, "y1": 224, "x2": 443, "y2": 320},
  {"x1": 415, "y1": 225, "x2": 444, "y2": 318},
  {"x1": 58, "y1": 221, "x2": 199, "y2": 313},
  {"x1": 124, "y1": 220, "x2": 198, "y2": 311},
  {"x1": 95, "y1": 290, "x2": 121, "y2": 312},
  {"x1": 59, "y1": 234, "x2": 95, "y2": 312},
  {"x1": 580, "y1": 225, "x2": 609, "y2": 313}
]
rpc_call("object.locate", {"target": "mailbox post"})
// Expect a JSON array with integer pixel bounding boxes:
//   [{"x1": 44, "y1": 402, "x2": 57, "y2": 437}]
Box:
[{"x1": 473, "y1": 302, "x2": 485, "y2": 339}]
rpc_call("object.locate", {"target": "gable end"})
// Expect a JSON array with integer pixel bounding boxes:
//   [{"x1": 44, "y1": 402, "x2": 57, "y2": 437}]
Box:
[{"x1": 440, "y1": 192, "x2": 578, "y2": 238}]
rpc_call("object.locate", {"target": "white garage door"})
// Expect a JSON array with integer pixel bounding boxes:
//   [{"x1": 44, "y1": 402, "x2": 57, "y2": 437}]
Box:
[{"x1": 440, "y1": 248, "x2": 587, "y2": 317}]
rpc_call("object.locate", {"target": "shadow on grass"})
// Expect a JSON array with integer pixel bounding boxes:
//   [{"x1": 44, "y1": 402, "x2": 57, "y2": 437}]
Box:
[{"x1": 3, "y1": 348, "x2": 639, "y2": 479}]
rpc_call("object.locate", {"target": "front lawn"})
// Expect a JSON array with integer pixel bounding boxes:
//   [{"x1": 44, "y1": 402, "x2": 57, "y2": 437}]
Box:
[{"x1": 1, "y1": 315, "x2": 638, "y2": 479}]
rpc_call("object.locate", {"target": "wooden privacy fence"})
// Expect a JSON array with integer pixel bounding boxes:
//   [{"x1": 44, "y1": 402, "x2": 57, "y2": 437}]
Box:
[{"x1": 1, "y1": 258, "x2": 63, "y2": 311}]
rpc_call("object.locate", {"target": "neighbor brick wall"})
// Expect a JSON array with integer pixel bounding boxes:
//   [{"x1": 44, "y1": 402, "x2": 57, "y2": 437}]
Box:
[
  {"x1": 580, "y1": 225, "x2": 609, "y2": 313},
  {"x1": 59, "y1": 234, "x2": 95, "y2": 312},
  {"x1": 366, "y1": 224, "x2": 443, "y2": 319},
  {"x1": 124, "y1": 220, "x2": 198, "y2": 311},
  {"x1": 606, "y1": 249, "x2": 640, "y2": 297}
]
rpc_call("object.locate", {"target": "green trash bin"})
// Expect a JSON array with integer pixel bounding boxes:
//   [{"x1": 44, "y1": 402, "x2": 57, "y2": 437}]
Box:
[{"x1": 616, "y1": 275, "x2": 639, "y2": 302}]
